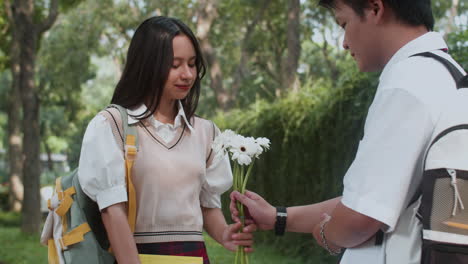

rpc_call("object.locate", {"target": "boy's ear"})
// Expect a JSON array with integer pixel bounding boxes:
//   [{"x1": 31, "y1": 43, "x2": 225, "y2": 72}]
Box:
[{"x1": 367, "y1": 0, "x2": 385, "y2": 22}]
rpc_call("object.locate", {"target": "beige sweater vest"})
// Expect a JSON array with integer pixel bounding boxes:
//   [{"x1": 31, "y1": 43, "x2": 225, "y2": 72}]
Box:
[{"x1": 101, "y1": 108, "x2": 215, "y2": 243}]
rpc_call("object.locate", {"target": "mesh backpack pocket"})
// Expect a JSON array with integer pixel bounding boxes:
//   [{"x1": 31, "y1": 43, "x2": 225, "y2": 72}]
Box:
[{"x1": 421, "y1": 167, "x2": 468, "y2": 263}]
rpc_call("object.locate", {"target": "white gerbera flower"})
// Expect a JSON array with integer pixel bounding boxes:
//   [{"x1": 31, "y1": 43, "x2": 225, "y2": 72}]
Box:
[
  {"x1": 222, "y1": 129, "x2": 237, "y2": 138},
  {"x1": 212, "y1": 129, "x2": 238, "y2": 154},
  {"x1": 232, "y1": 151, "x2": 252, "y2": 166},
  {"x1": 256, "y1": 137, "x2": 271, "y2": 149},
  {"x1": 229, "y1": 135, "x2": 261, "y2": 165}
]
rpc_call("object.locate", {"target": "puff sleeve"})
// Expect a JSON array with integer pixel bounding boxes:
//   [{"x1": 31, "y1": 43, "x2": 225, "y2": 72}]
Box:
[
  {"x1": 77, "y1": 114, "x2": 127, "y2": 211},
  {"x1": 200, "y1": 124, "x2": 233, "y2": 208}
]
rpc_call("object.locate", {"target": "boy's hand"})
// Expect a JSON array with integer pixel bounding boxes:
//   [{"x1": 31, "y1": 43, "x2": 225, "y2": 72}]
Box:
[{"x1": 230, "y1": 190, "x2": 276, "y2": 230}]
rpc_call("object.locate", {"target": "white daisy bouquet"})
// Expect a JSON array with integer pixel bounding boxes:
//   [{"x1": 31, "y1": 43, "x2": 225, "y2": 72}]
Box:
[{"x1": 212, "y1": 130, "x2": 270, "y2": 264}]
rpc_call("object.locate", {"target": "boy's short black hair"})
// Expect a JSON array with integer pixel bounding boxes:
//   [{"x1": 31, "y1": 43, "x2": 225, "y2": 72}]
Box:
[{"x1": 318, "y1": 0, "x2": 434, "y2": 31}]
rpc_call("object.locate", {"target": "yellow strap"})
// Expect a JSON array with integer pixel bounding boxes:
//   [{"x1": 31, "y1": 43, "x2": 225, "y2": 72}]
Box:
[
  {"x1": 48, "y1": 239, "x2": 60, "y2": 264},
  {"x1": 58, "y1": 186, "x2": 76, "y2": 200},
  {"x1": 125, "y1": 134, "x2": 137, "y2": 233},
  {"x1": 61, "y1": 187, "x2": 75, "y2": 232},
  {"x1": 54, "y1": 177, "x2": 69, "y2": 233},
  {"x1": 55, "y1": 194, "x2": 73, "y2": 217},
  {"x1": 62, "y1": 213, "x2": 69, "y2": 233},
  {"x1": 126, "y1": 134, "x2": 136, "y2": 149},
  {"x1": 60, "y1": 223, "x2": 91, "y2": 249},
  {"x1": 55, "y1": 177, "x2": 62, "y2": 194},
  {"x1": 55, "y1": 187, "x2": 76, "y2": 217}
]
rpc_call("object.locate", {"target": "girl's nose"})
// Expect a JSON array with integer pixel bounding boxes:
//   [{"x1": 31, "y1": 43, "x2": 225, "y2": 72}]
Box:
[{"x1": 181, "y1": 65, "x2": 194, "y2": 79}]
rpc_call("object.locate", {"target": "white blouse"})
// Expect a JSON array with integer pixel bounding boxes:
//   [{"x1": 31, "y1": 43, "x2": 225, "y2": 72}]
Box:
[{"x1": 77, "y1": 101, "x2": 232, "y2": 210}]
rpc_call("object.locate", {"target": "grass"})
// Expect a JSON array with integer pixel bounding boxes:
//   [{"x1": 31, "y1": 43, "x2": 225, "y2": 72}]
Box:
[
  {"x1": 0, "y1": 226, "x2": 48, "y2": 264},
  {"x1": 204, "y1": 234, "x2": 305, "y2": 264},
  {"x1": 0, "y1": 211, "x2": 306, "y2": 264}
]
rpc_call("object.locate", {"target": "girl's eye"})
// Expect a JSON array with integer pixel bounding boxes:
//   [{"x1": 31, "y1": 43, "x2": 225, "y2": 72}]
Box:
[
  {"x1": 188, "y1": 64, "x2": 196, "y2": 68},
  {"x1": 172, "y1": 65, "x2": 180, "y2": 69},
  {"x1": 341, "y1": 23, "x2": 347, "y2": 29}
]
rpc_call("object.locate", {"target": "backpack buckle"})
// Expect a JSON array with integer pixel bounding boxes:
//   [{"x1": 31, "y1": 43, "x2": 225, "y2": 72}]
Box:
[{"x1": 125, "y1": 145, "x2": 137, "y2": 161}]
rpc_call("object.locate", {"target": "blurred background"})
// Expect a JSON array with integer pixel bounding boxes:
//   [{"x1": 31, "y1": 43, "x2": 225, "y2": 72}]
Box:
[{"x1": 0, "y1": 0, "x2": 466, "y2": 263}]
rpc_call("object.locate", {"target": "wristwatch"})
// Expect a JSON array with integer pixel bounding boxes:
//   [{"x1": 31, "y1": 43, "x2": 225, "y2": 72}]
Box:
[{"x1": 274, "y1": 206, "x2": 287, "y2": 236}]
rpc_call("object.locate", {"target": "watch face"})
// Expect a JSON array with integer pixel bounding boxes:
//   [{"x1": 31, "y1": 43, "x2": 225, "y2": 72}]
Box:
[{"x1": 277, "y1": 212, "x2": 287, "y2": 217}]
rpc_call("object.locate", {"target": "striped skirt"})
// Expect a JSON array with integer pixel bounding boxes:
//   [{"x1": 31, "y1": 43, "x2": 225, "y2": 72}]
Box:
[{"x1": 137, "y1": 241, "x2": 210, "y2": 264}]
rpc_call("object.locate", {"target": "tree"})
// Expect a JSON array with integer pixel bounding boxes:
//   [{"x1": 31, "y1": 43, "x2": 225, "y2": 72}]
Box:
[
  {"x1": 5, "y1": 0, "x2": 59, "y2": 233},
  {"x1": 0, "y1": 0, "x2": 23, "y2": 212},
  {"x1": 282, "y1": 0, "x2": 301, "y2": 94},
  {"x1": 196, "y1": 0, "x2": 228, "y2": 110}
]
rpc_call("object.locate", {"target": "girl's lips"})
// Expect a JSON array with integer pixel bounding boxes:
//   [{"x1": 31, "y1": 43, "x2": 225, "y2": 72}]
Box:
[{"x1": 175, "y1": 85, "x2": 191, "y2": 91}]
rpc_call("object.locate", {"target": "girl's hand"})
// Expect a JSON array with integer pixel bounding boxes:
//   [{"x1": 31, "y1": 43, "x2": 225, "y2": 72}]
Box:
[{"x1": 221, "y1": 222, "x2": 257, "y2": 253}]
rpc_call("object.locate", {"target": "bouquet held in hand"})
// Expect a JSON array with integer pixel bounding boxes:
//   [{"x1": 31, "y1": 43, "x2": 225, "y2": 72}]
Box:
[{"x1": 212, "y1": 130, "x2": 270, "y2": 264}]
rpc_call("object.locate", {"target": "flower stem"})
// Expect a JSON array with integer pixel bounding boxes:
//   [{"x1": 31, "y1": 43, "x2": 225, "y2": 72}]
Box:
[{"x1": 241, "y1": 161, "x2": 255, "y2": 194}]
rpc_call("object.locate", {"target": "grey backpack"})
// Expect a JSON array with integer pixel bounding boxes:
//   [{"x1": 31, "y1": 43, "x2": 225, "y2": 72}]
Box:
[{"x1": 41, "y1": 104, "x2": 138, "y2": 264}]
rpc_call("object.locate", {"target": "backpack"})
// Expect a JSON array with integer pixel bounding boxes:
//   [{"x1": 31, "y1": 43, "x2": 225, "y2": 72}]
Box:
[
  {"x1": 415, "y1": 52, "x2": 468, "y2": 263},
  {"x1": 40, "y1": 104, "x2": 139, "y2": 264}
]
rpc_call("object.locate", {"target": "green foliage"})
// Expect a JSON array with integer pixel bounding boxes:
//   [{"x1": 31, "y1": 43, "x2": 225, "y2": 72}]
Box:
[
  {"x1": 0, "y1": 71, "x2": 9, "y2": 147},
  {"x1": 0, "y1": 211, "x2": 20, "y2": 226},
  {"x1": 215, "y1": 70, "x2": 378, "y2": 261},
  {"x1": 0, "y1": 183, "x2": 8, "y2": 211},
  {"x1": 0, "y1": 0, "x2": 10, "y2": 71},
  {"x1": 447, "y1": 28, "x2": 468, "y2": 70}
]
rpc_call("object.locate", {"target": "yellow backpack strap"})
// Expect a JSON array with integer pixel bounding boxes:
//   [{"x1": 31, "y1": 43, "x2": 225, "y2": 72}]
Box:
[
  {"x1": 106, "y1": 104, "x2": 139, "y2": 233},
  {"x1": 55, "y1": 187, "x2": 76, "y2": 217},
  {"x1": 59, "y1": 223, "x2": 92, "y2": 249},
  {"x1": 48, "y1": 239, "x2": 60, "y2": 264},
  {"x1": 54, "y1": 178, "x2": 69, "y2": 233},
  {"x1": 125, "y1": 133, "x2": 137, "y2": 233}
]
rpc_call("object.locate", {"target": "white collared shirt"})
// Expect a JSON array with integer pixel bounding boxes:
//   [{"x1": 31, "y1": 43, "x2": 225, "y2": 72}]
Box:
[
  {"x1": 340, "y1": 32, "x2": 466, "y2": 263},
  {"x1": 127, "y1": 100, "x2": 194, "y2": 144},
  {"x1": 77, "y1": 100, "x2": 231, "y2": 211}
]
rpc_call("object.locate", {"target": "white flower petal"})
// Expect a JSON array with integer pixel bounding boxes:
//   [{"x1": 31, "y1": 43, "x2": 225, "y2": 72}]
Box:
[{"x1": 256, "y1": 137, "x2": 271, "y2": 149}]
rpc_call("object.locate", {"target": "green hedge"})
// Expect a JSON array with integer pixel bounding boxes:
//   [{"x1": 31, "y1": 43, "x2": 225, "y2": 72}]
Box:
[{"x1": 215, "y1": 70, "x2": 379, "y2": 262}]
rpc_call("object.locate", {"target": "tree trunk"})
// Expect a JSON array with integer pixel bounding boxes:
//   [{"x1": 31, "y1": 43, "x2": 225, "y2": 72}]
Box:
[
  {"x1": 282, "y1": 0, "x2": 301, "y2": 94},
  {"x1": 7, "y1": 24, "x2": 24, "y2": 212},
  {"x1": 229, "y1": 0, "x2": 270, "y2": 109},
  {"x1": 444, "y1": 0, "x2": 459, "y2": 38},
  {"x1": 6, "y1": 0, "x2": 59, "y2": 234},
  {"x1": 44, "y1": 139, "x2": 54, "y2": 172},
  {"x1": 196, "y1": 0, "x2": 230, "y2": 111},
  {"x1": 19, "y1": 24, "x2": 42, "y2": 234},
  {"x1": 7, "y1": 67, "x2": 24, "y2": 213}
]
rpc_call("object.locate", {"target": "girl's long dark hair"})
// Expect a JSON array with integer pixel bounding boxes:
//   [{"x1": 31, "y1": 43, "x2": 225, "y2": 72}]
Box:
[{"x1": 111, "y1": 16, "x2": 206, "y2": 122}]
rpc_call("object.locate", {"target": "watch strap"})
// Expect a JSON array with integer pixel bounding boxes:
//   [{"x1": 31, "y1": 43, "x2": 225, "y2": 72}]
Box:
[{"x1": 275, "y1": 206, "x2": 287, "y2": 236}]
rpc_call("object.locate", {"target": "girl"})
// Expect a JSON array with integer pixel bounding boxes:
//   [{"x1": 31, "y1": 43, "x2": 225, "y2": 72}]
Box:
[{"x1": 78, "y1": 16, "x2": 255, "y2": 264}]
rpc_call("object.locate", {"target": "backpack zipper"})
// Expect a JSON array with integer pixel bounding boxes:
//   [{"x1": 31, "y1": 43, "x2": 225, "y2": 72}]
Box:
[{"x1": 447, "y1": 168, "x2": 465, "y2": 216}]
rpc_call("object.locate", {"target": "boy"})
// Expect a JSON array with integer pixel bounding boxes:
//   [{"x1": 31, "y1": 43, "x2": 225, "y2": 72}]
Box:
[{"x1": 230, "y1": 0, "x2": 466, "y2": 263}]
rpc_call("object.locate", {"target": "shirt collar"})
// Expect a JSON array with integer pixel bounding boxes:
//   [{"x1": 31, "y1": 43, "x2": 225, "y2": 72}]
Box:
[
  {"x1": 380, "y1": 32, "x2": 448, "y2": 80},
  {"x1": 127, "y1": 100, "x2": 194, "y2": 132}
]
